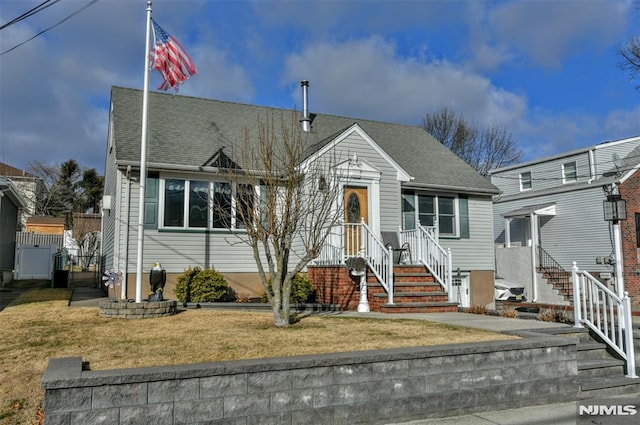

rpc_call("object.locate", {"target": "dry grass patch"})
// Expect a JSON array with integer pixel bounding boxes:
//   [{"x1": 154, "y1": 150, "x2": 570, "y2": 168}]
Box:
[{"x1": 0, "y1": 289, "x2": 518, "y2": 424}]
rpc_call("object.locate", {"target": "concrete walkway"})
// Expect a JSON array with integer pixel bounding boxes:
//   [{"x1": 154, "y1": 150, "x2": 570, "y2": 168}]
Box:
[{"x1": 339, "y1": 311, "x2": 572, "y2": 333}]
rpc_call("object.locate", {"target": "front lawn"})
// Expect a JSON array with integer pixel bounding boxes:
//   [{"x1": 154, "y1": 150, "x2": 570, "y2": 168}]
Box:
[{"x1": 0, "y1": 288, "x2": 518, "y2": 424}]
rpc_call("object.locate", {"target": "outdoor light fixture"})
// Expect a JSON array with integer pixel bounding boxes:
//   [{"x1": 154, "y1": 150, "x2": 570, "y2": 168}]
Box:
[{"x1": 603, "y1": 194, "x2": 627, "y2": 223}]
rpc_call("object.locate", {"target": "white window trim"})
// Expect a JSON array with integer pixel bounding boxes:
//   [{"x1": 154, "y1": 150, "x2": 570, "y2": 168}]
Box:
[
  {"x1": 410, "y1": 192, "x2": 460, "y2": 238},
  {"x1": 519, "y1": 172, "x2": 532, "y2": 191},
  {"x1": 562, "y1": 161, "x2": 577, "y2": 184},
  {"x1": 158, "y1": 176, "x2": 252, "y2": 231}
]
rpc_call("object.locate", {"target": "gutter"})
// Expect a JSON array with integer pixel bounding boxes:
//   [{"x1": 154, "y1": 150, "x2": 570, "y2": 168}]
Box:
[{"x1": 402, "y1": 182, "x2": 500, "y2": 196}]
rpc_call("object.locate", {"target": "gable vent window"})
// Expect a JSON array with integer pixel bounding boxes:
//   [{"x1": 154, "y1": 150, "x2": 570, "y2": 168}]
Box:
[
  {"x1": 562, "y1": 161, "x2": 577, "y2": 183},
  {"x1": 519, "y1": 171, "x2": 532, "y2": 191}
]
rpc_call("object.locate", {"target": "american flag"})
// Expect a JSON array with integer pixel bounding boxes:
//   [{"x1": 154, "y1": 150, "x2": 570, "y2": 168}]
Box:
[{"x1": 151, "y1": 19, "x2": 197, "y2": 91}]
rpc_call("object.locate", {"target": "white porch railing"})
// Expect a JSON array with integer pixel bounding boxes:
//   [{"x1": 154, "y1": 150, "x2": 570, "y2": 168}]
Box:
[
  {"x1": 400, "y1": 225, "x2": 453, "y2": 300},
  {"x1": 572, "y1": 262, "x2": 637, "y2": 378},
  {"x1": 315, "y1": 220, "x2": 394, "y2": 304}
]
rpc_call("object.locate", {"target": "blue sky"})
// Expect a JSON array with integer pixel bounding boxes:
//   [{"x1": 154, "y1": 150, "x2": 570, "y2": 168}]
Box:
[{"x1": 1, "y1": 0, "x2": 639, "y2": 175}]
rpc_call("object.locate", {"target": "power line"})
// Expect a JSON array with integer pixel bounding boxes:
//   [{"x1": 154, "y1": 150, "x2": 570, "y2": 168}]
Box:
[
  {"x1": 0, "y1": 0, "x2": 100, "y2": 56},
  {"x1": 0, "y1": 0, "x2": 62, "y2": 31},
  {"x1": 489, "y1": 152, "x2": 640, "y2": 182}
]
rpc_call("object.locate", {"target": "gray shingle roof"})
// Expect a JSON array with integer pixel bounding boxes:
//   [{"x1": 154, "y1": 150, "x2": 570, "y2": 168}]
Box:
[{"x1": 110, "y1": 86, "x2": 498, "y2": 194}]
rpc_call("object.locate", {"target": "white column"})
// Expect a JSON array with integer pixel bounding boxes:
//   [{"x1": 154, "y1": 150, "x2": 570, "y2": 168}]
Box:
[
  {"x1": 504, "y1": 217, "x2": 511, "y2": 248},
  {"x1": 530, "y1": 213, "x2": 537, "y2": 302},
  {"x1": 613, "y1": 221, "x2": 625, "y2": 298}
]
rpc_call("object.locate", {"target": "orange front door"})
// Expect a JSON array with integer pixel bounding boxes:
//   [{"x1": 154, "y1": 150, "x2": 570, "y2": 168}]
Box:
[{"x1": 344, "y1": 186, "x2": 368, "y2": 255}]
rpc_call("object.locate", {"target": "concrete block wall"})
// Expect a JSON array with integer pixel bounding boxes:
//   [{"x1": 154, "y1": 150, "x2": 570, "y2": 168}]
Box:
[{"x1": 42, "y1": 335, "x2": 578, "y2": 424}]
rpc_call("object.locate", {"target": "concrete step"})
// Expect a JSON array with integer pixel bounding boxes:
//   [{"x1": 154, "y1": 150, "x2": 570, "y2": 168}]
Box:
[
  {"x1": 578, "y1": 358, "x2": 626, "y2": 378},
  {"x1": 578, "y1": 375, "x2": 640, "y2": 399},
  {"x1": 374, "y1": 292, "x2": 449, "y2": 304},
  {"x1": 379, "y1": 302, "x2": 458, "y2": 314},
  {"x1": 576, "y1": 342, "x2": 611, "y2": 360},
  {"x1": 394, "y1": 283, "x2": 443, "y2": 292},
  {"x1": 537, "y1": 326, "x2": 592, "y2": 343}
]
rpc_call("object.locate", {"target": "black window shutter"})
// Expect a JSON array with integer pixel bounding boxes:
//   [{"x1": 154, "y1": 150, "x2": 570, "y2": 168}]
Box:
[
  {"x1": 144, "y1": 176, "x2": 159, "y2": 229},
  {"x1": 459, "y1": 195, "x2": 469, "y2": 238}
]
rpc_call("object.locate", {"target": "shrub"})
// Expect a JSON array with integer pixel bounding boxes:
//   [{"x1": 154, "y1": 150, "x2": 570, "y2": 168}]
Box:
[
  {"x1": 174, "y1": 266, "x2": 201, "y2": 303},
  {"x1": 262, "y1": 273, "x2": 316, "y2": 304},
  {"x1": 190, "y1": 268, "x2": 233, "y2": 302},
  {"x1": 539, "y1": 308, "x2": 572, "y2": 323},
  {"x1": 500, "y1": 308, "x2": 519, "y2": 318},
  {"x1": 174, "y1": 267, "x2": 234, "y2": 303},
  {"x1": 467, "y1": 305, "x2": 488, "y2": 315}
]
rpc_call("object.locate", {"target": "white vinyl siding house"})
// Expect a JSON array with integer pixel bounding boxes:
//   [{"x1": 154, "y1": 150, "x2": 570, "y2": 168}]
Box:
[
  {"x1": 489, "y1": 135, "x2": 640, "y2": 304},
  {"x1": 103, "y1": 86, "x2": 500, "y2": 303}
]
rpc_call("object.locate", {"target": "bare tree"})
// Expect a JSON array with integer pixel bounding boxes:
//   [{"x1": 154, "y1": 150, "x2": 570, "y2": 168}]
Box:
[
  {"x1": 71, "y1": 213, "x2": 100, "y2": 270},
  {"x1": 220, "y1": 111, "x2": 345, "y2": 327},
  {"x1": 618, "y1": 0, "x2": 640, "y2": 87},
  {"x1": 423, "y1": 107, "x2": 522, "y2": 176},
  {"x1": 26, "y1": 160, "x2": 62, "y2": 216}
]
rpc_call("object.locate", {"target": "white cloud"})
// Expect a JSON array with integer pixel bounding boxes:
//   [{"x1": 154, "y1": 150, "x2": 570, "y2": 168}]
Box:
[
  {"x1": 605, "y1": 105, "x2": 640, "y2": 138},
  {"x1": 283, "y1": 36, "x2": 528, "y2": 130},
  {"x1": 486, "y1": 0, "x2": 630, "y2": 68}
]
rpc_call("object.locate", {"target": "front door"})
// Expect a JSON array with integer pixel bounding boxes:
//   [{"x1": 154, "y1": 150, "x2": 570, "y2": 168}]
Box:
[{"x1": 344, "y1": 186, "x2": 368, "y2": 256}]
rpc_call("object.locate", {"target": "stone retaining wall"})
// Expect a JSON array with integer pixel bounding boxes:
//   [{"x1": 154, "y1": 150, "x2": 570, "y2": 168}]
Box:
[
  {"x1": 41, "y1": 333, "x2": 578, "y2": 424},
  {"x1": 98, "y1": 300, "x2": 177, "y2": 319}
]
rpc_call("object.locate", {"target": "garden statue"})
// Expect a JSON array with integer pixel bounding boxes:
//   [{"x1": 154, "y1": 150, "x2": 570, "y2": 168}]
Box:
[{"x1": 149, "y1": 263, "x2": 166, "y2": 302}]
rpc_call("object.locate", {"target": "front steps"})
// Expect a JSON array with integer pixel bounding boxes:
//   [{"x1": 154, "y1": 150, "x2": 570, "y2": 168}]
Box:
[
  {"x1": 537, "y1": 267, "x2": 573, "y2": 303},
  {"x1": 367, "y1": 265, "x2": 458, "y2": 313},
  {"x1": 543, "y1": 327, "x2": 640, "y2": 398}
]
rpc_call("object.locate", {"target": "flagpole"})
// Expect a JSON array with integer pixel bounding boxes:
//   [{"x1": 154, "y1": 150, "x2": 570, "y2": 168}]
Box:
[{"x1": 135, "y1": 0, "x2": 153, "y2": 303}]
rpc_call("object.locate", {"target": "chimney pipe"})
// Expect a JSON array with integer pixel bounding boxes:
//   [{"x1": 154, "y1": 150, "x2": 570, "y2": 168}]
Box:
[{"x1": 301, "y1": 80, "x2": 311, "y2": 132}]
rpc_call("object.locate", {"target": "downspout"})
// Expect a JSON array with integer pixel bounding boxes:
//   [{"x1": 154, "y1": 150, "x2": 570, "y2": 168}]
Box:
[
  {"x1": 587, "y1": 148, "x2": 596, "y2": 184},
  {"x1": 530, "y1": 212, "x2": 538, "y2": 302},
  {"x1": 121, "y1": 165, "x2": 133, "y2": 299}
]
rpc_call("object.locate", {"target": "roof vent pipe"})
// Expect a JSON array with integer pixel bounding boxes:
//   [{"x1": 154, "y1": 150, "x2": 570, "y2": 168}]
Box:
[{"x1": 301, "y1": 80, "x2": 311, "y2": 132}]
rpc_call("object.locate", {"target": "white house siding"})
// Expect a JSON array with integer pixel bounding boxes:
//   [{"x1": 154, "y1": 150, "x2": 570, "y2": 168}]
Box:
[
  {"x1": 118, "y1": 181, "x2": 262, "y2": 274},
  {"x1": 592, "y1": 140, "x2": 640, "y2": 177},
  {"x1": 322, "y1": 131, "x2": 401, "y2": 231},
  {"x1": 491, "y1": 137, "x2": 640, "y2": 198},
  {"x1": 111, "y1": 130, "x2": 405, "y2": 276},
  {"x1": 491, "y1": 151, "x2": 591, "y2": 197},
  {"x1": 440, "y1": 195, "x2": 495, "y2": 271},
  {"x1": 101, "y1": 129, "x2": 119, "y2": 272},
  {"x1": 493, "y1": 185, "x2": 613, "y2": 273}
]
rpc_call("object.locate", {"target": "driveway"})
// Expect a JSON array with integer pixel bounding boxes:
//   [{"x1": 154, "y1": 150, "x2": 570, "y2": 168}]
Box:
[{"x1": 0, "y1": 288, "x2": 28, "y2": 312}]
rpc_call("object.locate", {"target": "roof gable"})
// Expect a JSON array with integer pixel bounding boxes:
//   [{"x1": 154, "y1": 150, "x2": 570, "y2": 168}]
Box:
[{"x1": 302, "y1": 123, "x2": 411, "y2": 182}]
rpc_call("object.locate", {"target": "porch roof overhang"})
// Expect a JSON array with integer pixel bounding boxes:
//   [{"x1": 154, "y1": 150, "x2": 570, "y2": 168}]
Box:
[{"x1": 502, "y1": 202, "x2": 556, "y2": 218}]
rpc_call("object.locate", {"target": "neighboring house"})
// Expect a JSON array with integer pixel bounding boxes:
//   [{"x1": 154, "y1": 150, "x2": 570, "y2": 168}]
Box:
[
  {"x1": 26, "y1": 216, "x2": 65, "y2": 235},
  {"x1": 64, "y1": 212, "x2": 101, "y2": 267},
  {"x1": 489, "y1": 135, "x2": 640, "y2": 307},
  {"x1": 0, "y1": 162, "x2": 45, "y2": 229},
  {"x1": 102, "y1": 85, "x2": 500, "y2": 310},
  {"x1": 0, "y1": 177, "x2": 26, "y2": 285}
]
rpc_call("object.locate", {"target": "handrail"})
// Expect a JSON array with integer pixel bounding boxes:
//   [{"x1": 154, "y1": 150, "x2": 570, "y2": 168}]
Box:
[
  {"x1": 360, "y1": 220, "x2": 394, "y2": 304},
  {"x1": 572, "y1": 262, "x2": 637, "y2": 378},
  {"x1": 313, "y1": 221, "x2": 394, "y2": 304},
  {"x1": 538, "y1": 246, "x2": 571, "y2": 297},
  {"x1": 400, "y1": 225, "x2": 452, "y2": 300}
]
